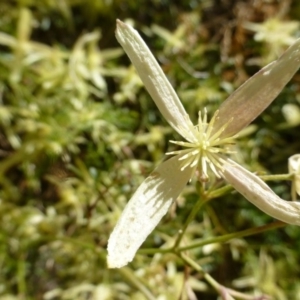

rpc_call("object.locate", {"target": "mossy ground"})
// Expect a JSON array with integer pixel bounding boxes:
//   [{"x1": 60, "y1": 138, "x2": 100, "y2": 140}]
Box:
[{"x1": 1, "y1": 1, "x2": 300, "y2": 299}]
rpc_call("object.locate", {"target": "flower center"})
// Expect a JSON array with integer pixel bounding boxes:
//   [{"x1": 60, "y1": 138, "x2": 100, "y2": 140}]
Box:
[{"x1": 166, "y1": 108, "x2": 236, "y2": 180}]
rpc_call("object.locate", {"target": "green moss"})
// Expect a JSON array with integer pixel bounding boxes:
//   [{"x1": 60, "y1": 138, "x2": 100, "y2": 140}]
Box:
[{"x1": 0, "y1": 1, "x2": 300, "y2": 299}]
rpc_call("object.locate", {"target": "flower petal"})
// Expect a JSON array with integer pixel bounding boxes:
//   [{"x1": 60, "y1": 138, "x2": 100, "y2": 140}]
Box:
[
  {"x1": 222, "y1": 159, "x2": 300, "y2": 225},
  {"x1": 115, "y1": 20, "x2": 196, "y2": 142},
  {"x1": 288, "y1": 154, "x2": 300, "y2": 200},
  {"x1": 214, "y1": 38, "x2": 300, "y2": 138},
  {"x1": 107, "y1": 154, "x2": 195, "y2": 268}
]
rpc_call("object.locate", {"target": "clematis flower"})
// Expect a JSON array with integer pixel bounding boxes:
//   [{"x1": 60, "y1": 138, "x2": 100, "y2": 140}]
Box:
[
  {"x1": 289, "y1": 154, "x2": 300, "y2": 200},
  {"x1": 107, "y1": 20, "x2": 300, "y2": 268}
]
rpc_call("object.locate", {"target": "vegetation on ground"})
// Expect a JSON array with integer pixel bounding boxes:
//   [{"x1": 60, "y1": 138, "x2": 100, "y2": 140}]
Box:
[{"x1": 1, "y1": 0, "x2": 300, "y2": 299}]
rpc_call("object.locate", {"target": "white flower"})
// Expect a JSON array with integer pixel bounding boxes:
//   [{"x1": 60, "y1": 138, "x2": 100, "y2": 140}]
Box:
[
  {"x1": 107, "y1": 20, "x2": 300, "y2": 268},
  {"x1": 289, "y1": 154, "x2": 300, "y2": 200}
]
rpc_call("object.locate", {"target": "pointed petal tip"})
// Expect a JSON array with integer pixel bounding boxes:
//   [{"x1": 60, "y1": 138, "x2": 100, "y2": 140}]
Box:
[
  {"x1": 106, "y1": 155, "x2": 194, "y2": 268},
  {"x1": 107, "y1": 232, "x2": 134, "y2": 268},
  {"x1": 107, "y1": 253, "x2": 130, "y2": 269},
  {"x1": 115, "y1": 19, "x2": 126, "y2": 37},
  {"x1": 116, "y1": 19, "x2": 125, "y2": 28},
  {"x1": 114, "y1": 18, "x2": 195, "y2": 141}
]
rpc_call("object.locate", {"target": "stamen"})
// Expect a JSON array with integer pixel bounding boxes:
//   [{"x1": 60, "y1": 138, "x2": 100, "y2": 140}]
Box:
[
  {"x1": 169, "y1": 140, "x2": 198, "y2": 148},
  {"x1": 209, "y1": 117, "x2": 234, "y2": 141},
  {"x1": 206, "y1": 152, "x2": 225, "y2": 174},
  {"x1": 203, "y1": 107, "x2": 207, "y2": 125},
  {"x1": 179, "y1": 153, "x2": 192, "y2": 161},
  {"x1": 206, "y1": 110, "x2": 219, "y2": 139},
  {"x1": 178, "y1": 114, "x2": 198, "y2": 143},
  {"x1": 180, "y1": 155, "x2": 196, "y2": 171},
  {"x1": 208, "y1": 158, "x2": 221, "y2": 178},
  {"x1": 166, "y1": 148, "x2": 194, "y2": 156},
  {"x1": 166, "y1": 107, "x2": 237, "y2": 180},
  {"x1": 197, "y1": 111, "x2": 204, "y2": 141},
  {"x1": 190, "y1": 155, "x2": 200, "y2": 168}
]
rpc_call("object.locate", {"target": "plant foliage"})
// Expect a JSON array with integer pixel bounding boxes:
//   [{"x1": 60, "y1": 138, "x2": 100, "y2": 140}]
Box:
[{"x1": 1, "y1": 0, "x2": 300, "y2": 299}]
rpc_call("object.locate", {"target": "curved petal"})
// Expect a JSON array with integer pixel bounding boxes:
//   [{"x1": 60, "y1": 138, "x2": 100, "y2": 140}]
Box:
[
  {"x1": 116, "y1": 20, "x2": 196, "y2": 143},
  {"x1": 107, "y1": 154, "x2": 195, "y2": 268},
  {"x1": 213, "y1": 38, "x2": 300, "y2": 138},
  {"x1": 221, "y1": 159, "x2": 300, "y2": 225},
  {"x1": 288, "y1": 154, "x2": 300, "y2": 200}
]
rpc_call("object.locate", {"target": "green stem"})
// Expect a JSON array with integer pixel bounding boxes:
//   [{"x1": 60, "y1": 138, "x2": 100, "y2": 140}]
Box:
[
  {"x1": 207, "y1": 184, "x2": 233, "y2": 199},
  {"x1": 181, "y1": 253, "x2": 267, "y2": 300},
  {"x1": 138, "y1": 246, "x2": 171, "y2": 255},
  {"x1": 178, "y1": 221, "x2": 285, "y2": 252},
  {"x1": 118, "y1": 268, "x2": 156, "y2": 300},
  {"x1": 260, "y1": 173, "x2": 293, "y2": 181},
  {"x1": 17, "y1": 254, "x2": 26, "y2": 299},
  {"x1": 173, "y1": 194, "x2": 209, "y2": 249},
  {"x1": 180, "y1": 253, "x2": 235, "y2": 300},
  {"x1": 208, "y1": 172, "x2": 293, "y2": 199}
]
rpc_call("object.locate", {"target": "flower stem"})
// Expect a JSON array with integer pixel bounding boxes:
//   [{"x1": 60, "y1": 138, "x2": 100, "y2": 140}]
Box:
[
  {"x1": 260, "y1": 173, "x2": 293, "y2": 181},
  {"x1": 180, "y1": 253, "x2": 269, "y2": 299},
  {"x1": 180, "y1": 253, "x2": 235, "y2": 300},
  {"x1": 178, "y1": 221, "x2": 286, "y2": 252},
  {"x1": 173, "y1": 191, "x2": 210, "y2": 249}
]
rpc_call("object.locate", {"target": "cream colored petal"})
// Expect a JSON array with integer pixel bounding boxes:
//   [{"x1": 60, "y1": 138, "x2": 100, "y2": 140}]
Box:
[
  {"x1": 213, "y1": 38, "x2": 300, "y2": 138},
  {"x1": 288, "y1": 154, "x2": 300, "y2": 200},
  {"x1": 115, "y1": 20, "x2": 196, "y2": 143},
  {"x1": 107, "y1": 154, "x2": 195, "y2": 268},
  {"x1": 222, "y1": 158, "x2": 300, "y2": 225}
]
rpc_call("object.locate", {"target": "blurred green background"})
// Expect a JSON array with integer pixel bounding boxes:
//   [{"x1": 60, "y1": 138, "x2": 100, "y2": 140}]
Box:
[{"x1": 1, "y1": 0, "x2": 300, "y2": 299}]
